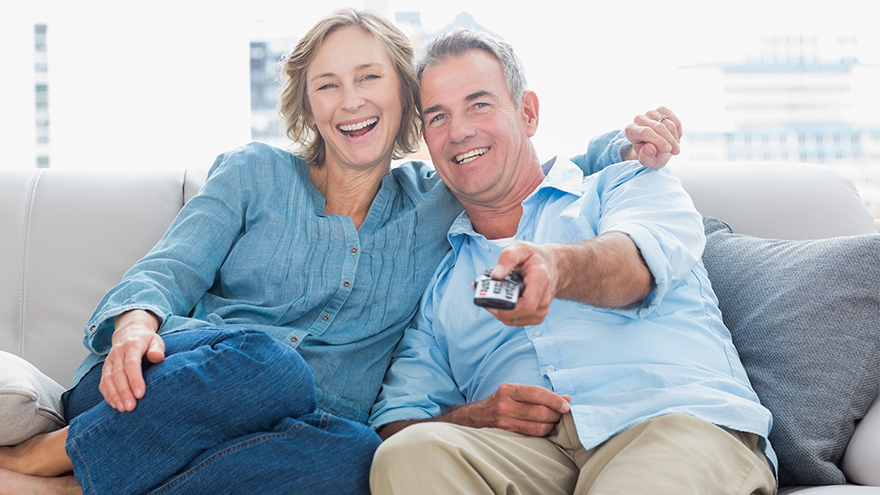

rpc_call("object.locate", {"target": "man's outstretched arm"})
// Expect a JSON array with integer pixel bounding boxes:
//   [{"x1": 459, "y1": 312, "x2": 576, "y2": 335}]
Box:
[{"x1": 485, "y1": 233, "x2": 652, "y2": 327}]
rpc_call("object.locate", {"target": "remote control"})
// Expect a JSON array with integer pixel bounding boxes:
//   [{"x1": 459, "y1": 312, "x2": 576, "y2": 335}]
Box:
[{"x1": 473, "y1": 268, "x2": 525, "y2": 310}]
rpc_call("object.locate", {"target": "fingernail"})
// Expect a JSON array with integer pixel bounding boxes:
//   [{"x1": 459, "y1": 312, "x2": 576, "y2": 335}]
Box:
[
  {"x1": 664, "y1": 144, "x2": 673, "y2": 152},
  {"x1": 562, "y1": 400, "x2": 571, "y2": 413}
]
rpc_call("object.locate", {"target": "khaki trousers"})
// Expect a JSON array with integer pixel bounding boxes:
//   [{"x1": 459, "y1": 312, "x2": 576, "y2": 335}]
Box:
[{"x1": 370, "y1": 413, "x2": 776, "y2": 495}]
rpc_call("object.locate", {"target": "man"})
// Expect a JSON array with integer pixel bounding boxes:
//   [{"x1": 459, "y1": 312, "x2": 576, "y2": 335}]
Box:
[{"x1": 368, "y1": 29, "x2": 777, "y2": 495}]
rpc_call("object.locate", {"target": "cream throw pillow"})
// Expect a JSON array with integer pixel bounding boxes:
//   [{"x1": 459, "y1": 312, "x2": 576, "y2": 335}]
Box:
[{"x1": 0, "y1": 351, "x2": 66, "y2": 446}]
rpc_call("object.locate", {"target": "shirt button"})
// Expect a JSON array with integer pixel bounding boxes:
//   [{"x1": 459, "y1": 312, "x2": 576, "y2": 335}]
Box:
[
  {"x1": 350, "y1": 247, "x2": 358, "y2": 254},
  {"x1": 290, "y1": 336, "x2": 299, "y2": 343},
  {"x1": 322, "y1": 314, "x2": 330, "y2": 321},
  {"x1": 546, "y1": 365, "x2": 556, "y2": 373},
  {"x1": 343, "y1": 281, "x2": 351, "y2": 288},
  {"x1": 533, "y1": 330, "x2": 543, "y2": 337}
]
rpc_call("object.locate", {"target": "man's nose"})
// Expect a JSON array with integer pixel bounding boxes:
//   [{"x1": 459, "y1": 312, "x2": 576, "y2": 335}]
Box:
[{"x1": 448, "y1": 117, "x2": 476, "y2": 144}]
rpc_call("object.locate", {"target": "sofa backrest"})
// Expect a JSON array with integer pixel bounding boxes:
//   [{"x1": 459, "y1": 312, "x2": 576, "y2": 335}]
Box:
[
  {"x1": 671, "y1": 161, "x2": 878, "y2": 240},
  {"x1": 0, "y1": 162, "x2": 876, "y2": 387},
  {"x1": 0, "y1": 169, "x2": 206, "y2": 386}
]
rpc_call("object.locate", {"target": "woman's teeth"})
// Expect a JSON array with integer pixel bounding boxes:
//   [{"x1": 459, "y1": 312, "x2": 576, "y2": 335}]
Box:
[
  {"x1": 339, "y1": 117, "x2": 378, "y2": 136},
  {"x1": 455, "y1": 147, "x2": 489, "y2": 164}
]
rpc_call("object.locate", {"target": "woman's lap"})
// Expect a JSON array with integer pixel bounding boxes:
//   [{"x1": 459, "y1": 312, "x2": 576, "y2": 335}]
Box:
[{"x1": 64, "y1": 327, "x2": 378, "y2": 495}]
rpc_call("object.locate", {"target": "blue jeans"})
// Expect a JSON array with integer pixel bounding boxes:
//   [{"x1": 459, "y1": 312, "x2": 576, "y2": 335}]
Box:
[{"x1": 64, "y1": 328, "x2": 380, "y2": 495}]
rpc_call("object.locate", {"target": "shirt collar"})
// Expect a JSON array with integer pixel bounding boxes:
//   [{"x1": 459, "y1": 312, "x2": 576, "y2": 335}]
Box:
[{"x1": 446, "y1": 156, "x2": 585, "y2": 255}]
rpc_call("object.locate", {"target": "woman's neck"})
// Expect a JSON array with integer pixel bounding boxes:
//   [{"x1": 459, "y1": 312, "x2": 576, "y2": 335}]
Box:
[{"x1": 310, "y1": 159, "x2": 391, "y2": 229}]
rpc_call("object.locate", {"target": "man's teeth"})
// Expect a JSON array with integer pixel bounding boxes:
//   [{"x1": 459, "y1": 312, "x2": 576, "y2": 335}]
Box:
[
  {"x1": 455, "y1": 148, "x2": 489, "y2": 164},
  {"x1": 339, "y1": 118, "x2": 378, "y2": 132}
]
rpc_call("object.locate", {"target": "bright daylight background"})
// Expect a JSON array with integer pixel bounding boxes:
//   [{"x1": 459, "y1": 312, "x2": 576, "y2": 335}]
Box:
[{"x1": 2, "y1": 0, "x2": 879, "y2": 214}]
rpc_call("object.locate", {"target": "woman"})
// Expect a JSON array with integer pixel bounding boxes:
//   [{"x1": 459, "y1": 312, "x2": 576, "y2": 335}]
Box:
[{"x1": 0, "y1": 8, "x2": 681, "y2": 495}]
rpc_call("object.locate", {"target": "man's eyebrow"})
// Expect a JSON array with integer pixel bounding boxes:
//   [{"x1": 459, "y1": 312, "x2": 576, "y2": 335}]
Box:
[
  {"x1": 423, "y1": 90, "x2": 495, "y2": 115},
  {"x1": 423, "y1": 103, "x2": 444, "y2": 115},
  {"x1": 465, "y1": 90, "x2": 493, "y2": 102}
]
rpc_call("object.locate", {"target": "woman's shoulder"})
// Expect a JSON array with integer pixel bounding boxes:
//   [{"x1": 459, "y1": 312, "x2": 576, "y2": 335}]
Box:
[
  {"x1": 213, "y1": 142, "x2": 303, "y2": 167},
  {"x1": 390, "y1": 159, "x2": 448, "y2": 196},
  {"x1": 208, "y1": 142, "x2": 306, "y2": 180}
]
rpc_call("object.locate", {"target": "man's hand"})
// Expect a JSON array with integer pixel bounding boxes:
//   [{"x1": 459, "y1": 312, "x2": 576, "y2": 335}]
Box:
[
  {"x1": 623, "y1": 106, "x2": 682, "y2": 169},
  {"x1": 378, "y1": 383, "x2": 571, "y2": 440},
  {"x1": 449, "y1": 383, "x2": 571, "y2": 437},
  {"x1": 485, "y1": 241, "x2": 559, "y2": 327},
  {"x1": 480, "y1": 234, "x2": 653, "y2": 326},
  {"x1": 99, "y1": 310, "x2": 165, "y2": 412}
]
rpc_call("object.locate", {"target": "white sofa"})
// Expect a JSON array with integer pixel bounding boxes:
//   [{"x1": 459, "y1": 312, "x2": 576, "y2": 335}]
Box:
[{"x1": 0, "y1": 161, "x2": 877, "y2": 493}]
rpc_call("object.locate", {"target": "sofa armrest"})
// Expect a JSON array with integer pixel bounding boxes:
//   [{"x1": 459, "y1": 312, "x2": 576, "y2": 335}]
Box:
[{"x1": 841, "y1": 394, "x2": 880, "y2": 486}]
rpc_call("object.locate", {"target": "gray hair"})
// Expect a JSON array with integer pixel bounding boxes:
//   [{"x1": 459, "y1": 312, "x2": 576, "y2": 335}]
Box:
[{"x1": 416, "y1": 29, "x2": 528, "y2": 106}]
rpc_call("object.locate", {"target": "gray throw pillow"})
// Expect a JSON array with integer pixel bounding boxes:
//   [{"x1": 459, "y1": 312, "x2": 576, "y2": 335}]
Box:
[
  {"x1": 0, "y1": 351, "x2": 66, "y2": 446},
  {"x1": 701, "y1": 217, "x2": 880, "y2": 486}
]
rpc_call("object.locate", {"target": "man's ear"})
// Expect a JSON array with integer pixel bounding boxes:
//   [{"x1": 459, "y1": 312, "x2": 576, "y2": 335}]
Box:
[{"x1": 520, "y1": 91, "x2": 539, "y2": 138}]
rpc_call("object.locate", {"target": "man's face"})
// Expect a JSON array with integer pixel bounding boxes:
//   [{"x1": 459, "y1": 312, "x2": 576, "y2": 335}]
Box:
[{"x1": 420, "y1": 49, "x2": 538, "y2": 207}]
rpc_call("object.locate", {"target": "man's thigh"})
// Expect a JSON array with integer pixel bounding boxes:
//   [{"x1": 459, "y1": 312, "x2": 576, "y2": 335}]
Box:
[
  {"x1": 577, "y1": 413, "x2": 776, "y2": 495},
  {"x1": 370, "y1": 422, "x2": 580, "y2": 495}
]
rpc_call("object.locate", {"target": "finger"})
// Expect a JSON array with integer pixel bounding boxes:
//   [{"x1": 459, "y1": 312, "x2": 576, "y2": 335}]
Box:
[
  {"x1": 123, "y1": 348, "x2": 147, "y2": 404},
  {"x1": 655, "y1": 106, "x2": 682, "y2": 139},
  {"x1": 639, "y1": 117, "x2": 678, "y2": 155},
  {"x1": 509, "y1": 384, "x2": 571, "y2": 413},
  {"x1": 145, "y1": 334, "x2": 166, "y2": 365},
  {"x1": 491, "y1": 243, "x2": 533, "y2": 279},
  {"x1": 638, "y1": 143, "x2": 659, "y2": 169},
  {"x1": 643, "y1": 145, "x2": 673, "y2": 169},
  {"x1": 99, "y1": 361, "x2": 123, "y2": 410},
  {"x1": 497, "y1": 417, "x2": 559, "y2": 437}
]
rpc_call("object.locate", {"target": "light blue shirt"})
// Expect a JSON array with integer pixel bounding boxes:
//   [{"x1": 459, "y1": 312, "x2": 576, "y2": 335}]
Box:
[
  {"x1": 370, "y1": 157, "x2": 777, "y2": 473},
  {"x1": 73, "y1": 132, "x2": 630, "y2": 424}
]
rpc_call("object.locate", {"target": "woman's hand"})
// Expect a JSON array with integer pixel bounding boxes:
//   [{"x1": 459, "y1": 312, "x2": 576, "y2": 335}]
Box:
[
  {"x1": 623, "y1": 106, "x2": 683, "y2": 168},
  {"x1": 99, "y1": 310, "x2": 165, "y2": 412}
]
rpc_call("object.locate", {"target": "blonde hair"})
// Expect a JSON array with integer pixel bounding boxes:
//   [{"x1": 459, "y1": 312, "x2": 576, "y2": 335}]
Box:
[{"x1": 279, "y1": 8, "x2": 421, "y2": 165}]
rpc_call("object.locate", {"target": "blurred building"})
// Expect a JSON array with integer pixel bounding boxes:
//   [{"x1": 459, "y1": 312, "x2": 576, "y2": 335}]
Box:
[{"x1": 685, "y1": 35, "x2": 880, "y2": 214}]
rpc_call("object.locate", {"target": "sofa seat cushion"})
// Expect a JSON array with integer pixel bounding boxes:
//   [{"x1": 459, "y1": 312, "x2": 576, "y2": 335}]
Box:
[
  {"x1": 702, "y1": 217, "x2": 880, "y2": 486},
  {"x1": 0, "y1": 351, "x2": 66, "y2": 445}
]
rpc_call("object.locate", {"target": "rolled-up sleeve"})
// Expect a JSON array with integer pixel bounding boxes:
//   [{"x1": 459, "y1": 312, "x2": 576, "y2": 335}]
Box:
[{"x1": 592, "y1": 165, "x2": 704, "y2": 315}]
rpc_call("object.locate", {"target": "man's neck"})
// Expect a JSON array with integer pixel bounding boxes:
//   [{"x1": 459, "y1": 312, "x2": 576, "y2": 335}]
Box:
[{"x1": 463, "y1": 163, "x2": 546, "y2": 240}]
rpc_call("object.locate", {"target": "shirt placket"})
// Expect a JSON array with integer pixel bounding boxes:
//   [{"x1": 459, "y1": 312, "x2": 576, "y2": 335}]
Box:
[{"x1": 305, "y1": 219, "x2": 361, "y2": 340}]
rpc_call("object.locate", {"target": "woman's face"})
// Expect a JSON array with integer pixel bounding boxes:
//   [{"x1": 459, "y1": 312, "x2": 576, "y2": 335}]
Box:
[{"x1": 307, "y1": 26, "x2": 403, "y2": 171}]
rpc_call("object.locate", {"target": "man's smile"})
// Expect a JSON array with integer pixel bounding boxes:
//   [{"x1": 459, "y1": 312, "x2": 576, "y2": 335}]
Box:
[{"x1": 454, "y1": 147, "x2": 490, "y2": 164}]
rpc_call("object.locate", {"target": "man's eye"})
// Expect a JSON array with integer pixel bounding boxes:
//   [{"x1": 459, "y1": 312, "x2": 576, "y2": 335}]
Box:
[
  {"x1": 430, "y1": 114, "x2": 445, "y2": 124},
  {"x1": 475, "y1": 102, "x2": 488, "y2": 109}
]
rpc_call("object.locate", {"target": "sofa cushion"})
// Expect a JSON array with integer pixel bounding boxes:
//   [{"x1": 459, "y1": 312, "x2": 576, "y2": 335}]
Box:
[
  {"x1": 701, "y1": 217, "x2": 880, "y2": 486},
  {"x1": 0, "y1": 351, "x2": 66, "y2": 445}
]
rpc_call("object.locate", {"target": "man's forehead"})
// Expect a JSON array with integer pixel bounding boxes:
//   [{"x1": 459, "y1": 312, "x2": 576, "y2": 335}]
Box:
[{"x1": 420, "y1": 50, "x2": 505, "y2": 107}]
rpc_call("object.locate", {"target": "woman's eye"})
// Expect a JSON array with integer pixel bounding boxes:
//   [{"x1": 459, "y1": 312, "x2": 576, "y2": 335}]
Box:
[
  {"x1": 363, "y1": 74, "x2": 379, "y2": 81},
  {"x1": 317, "y1": 83, "x2": 335, "y2": 91}
]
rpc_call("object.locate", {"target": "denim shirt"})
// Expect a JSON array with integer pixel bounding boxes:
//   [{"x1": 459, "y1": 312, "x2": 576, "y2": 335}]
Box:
[
  {"x1": 74, "y1": 132, "x2": 630, "y2": 424},
  {"x1": 370, "y1": 158, "x2": 777, "y2": 473}
]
